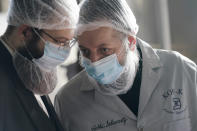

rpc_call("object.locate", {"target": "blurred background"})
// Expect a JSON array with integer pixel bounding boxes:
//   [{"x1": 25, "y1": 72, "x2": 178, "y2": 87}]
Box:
[{"x1": 0, "y1": 0, "x2": 196, "y2": 102}]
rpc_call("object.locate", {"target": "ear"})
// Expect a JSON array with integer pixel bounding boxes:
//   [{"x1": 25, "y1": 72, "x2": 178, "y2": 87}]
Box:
[
  {"x1": 128, "y1": 36, "x2": 136, "y2": 51},
  {"x1": 17, "y1": 25, "x2": 33, "y2": 40}
]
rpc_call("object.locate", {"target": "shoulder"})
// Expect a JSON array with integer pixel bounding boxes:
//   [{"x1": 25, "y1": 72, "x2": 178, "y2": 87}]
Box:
[
  {"x1": 155, "y1": 49, "x2": 196, "y2": 76},
  {"x1": 55, "y1": 70, "x2": 95, "y2": 116},
  {"x1": 56, "y1": 70, "x2": 87, "y2": 99},
  {"x1": 155, "y1": 49, "x2": 196, "y2": 67},
  {"x1": 0, "y1": 61, "x2": 14, "y2": 92}
]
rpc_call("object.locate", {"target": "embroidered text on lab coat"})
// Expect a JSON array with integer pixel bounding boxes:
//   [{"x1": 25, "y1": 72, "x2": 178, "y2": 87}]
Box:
[{"x1": 91, "y1": 117, "x2": 128, "y2": 131}]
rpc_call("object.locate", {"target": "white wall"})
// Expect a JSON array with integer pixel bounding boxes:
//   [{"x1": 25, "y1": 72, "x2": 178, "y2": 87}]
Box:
[{"x1": 0, "y1": 13, "x2": 7, "y2": 36}]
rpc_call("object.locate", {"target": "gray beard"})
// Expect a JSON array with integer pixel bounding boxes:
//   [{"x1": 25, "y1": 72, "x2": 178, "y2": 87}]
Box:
[{"x1": 97, "y1": 50, "x2": 140, "y2": 96}]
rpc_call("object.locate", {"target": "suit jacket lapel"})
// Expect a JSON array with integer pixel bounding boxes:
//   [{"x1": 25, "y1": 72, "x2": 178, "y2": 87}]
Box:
[
  {"x1": 14, "y1": 86, "x2": 57, "y2": 131},
  {"x1": 11, "y1": 63, "x2": 57, "y2": 131},
  {"x1": 0, "y1": 41, "x2": 56, "y2": 131}
]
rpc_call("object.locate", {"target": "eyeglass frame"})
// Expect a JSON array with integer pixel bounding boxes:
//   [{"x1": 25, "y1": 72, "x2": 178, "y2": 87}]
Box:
[{"x1": 41, "y1": 30, "x2": 77, "y2": 48}]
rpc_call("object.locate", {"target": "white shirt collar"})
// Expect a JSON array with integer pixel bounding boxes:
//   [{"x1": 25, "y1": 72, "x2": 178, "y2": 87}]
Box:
[{"x1": 0, "y1": 37, "x2": 14, "y2": 56}]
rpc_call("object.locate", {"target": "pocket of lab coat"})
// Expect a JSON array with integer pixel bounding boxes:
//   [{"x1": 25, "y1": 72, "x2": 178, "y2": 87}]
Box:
[{"x1": 163, "y1": 117, "x2": 191, "y2": 131}]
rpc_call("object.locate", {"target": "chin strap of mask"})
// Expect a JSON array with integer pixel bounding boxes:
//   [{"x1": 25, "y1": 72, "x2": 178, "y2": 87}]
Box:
[{"x1": 41, "y1": 95, "x2": 65, "y2": 131}]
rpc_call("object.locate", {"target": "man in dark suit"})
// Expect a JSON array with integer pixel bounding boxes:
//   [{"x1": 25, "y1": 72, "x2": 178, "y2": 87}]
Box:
[{"x1": 0, "y1": 0, "x2": 79, "y2": 131}]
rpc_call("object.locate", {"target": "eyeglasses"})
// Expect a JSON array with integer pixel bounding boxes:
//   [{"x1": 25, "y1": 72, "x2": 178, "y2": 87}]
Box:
[{"x1": 41, "y1": 30, "x2": 77, "y2": 48}]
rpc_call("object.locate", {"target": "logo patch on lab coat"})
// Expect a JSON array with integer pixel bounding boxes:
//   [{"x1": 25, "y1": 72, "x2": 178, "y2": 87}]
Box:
[
  {"x1": 162, "y1": 89, "x2": 187, "y2": 114},
  {"x1": 91, "y1": 117, "x2": 128, "y2": 131}
]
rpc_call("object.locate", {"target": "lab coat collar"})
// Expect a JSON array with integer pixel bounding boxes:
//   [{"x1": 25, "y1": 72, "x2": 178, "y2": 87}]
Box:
[
  {"x1": 80, "y1": 72, "x2": 137, "y2": 119},
  {"x1": 80, "y1": 70, "x2": 96, "y2": 91},
  {"x1": 137, "y1": 38, "x2": 162, "y2": 69},
  {"x1": 94, "y1": 90, "x2": 138, "y2": 120},
  {"x1": 137, "y1": 38, "x2": 163, "y2": 120}
]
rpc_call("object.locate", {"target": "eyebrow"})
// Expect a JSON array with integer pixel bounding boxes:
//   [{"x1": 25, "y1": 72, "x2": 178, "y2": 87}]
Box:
[
  {"x1": 99, "y1": 43, "x2": 110, "y2": 46},
  {"x1": 98, "y1": 43, "x2": 114, "y2": 48},
  {"x1": 78, "y1": 43, "x2": 112, "y2": 49},
  {"x1": 54, "y1": 37, "x2": 70, "y2": 41}
]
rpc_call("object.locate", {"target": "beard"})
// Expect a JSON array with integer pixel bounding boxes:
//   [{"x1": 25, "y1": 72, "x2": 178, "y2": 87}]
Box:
[
  {"x1": 12, "y1": 29, "x2": 57, "y2": 95},
  {"x1": 18, "y1": 29, "x2": 44, "y2": 60},
  {"x1": 13, "y1": 51, "x2": 57, "y2": 95}
]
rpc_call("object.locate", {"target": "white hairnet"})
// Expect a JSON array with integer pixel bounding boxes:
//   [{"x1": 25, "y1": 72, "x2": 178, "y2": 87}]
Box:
[
  {"x1": 77, "y1": 0, "x2": 139, "y2": 36},
  {"x1": 13, "y1": 51, "x2": 57, "y2": 95},
  {"x1": 7, "y1": 0, "x2": 79, "y2": 30}
]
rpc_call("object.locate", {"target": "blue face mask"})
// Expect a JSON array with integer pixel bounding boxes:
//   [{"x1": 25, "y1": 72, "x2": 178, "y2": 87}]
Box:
[
  {"x1": 33, "y1": 42, "x2": 70, "y2": 71},
  {"x1": 81, "y1": 54, "x2": 124, "y2": 85},
  {"x1": 32, "y1": 29, "x2": 71, "y2": 71},
  {"x1": 44, "y1": 41, "x2": 70, "y2": 61}
]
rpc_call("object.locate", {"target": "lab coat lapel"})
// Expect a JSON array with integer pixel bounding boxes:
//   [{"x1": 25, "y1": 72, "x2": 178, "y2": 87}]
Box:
[
  {"x1": 137, "y1": 39, "x2": 162, "y2": 119},
  {"x1": 80, "y1": 71, "x2": 95, "y2": 91},
  {"x1": 94, "y1": 89, "x2": 137, "y2": 120},
  {"x1": 81, "y1": 71, "x2": 137, "y2": 120}
]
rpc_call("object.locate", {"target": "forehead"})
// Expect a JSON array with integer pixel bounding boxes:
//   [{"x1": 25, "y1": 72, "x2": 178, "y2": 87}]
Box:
[{"x1": 78, "y1": 27, "x2": 122, "y2": 48}]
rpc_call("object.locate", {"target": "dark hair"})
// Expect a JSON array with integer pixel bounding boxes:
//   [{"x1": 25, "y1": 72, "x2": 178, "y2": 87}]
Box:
[{"x1": 4, "y1": 25, "x2": 17, "y2": 36}]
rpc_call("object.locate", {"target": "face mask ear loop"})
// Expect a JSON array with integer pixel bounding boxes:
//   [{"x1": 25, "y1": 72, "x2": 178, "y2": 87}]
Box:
[
  {"x1": 33, "y1": 29, "x2": 65, "y2": 52},
  {"x1": 21, "y1": 39, "x2": 34, "y2": 60},
  {"x1": 117, "y1": 34, "x2": 134, "y2": 57},
  {"x1": 22, "y1": 29, "x2": 44, "y2": 79},
  {"x1": 33, "y1": 28, "x2": 46, "y2": 44},
  {"x1": 21, "y1": 29, "x2": 38, "y2": 61},
  {"x1": 115, "y1": 37, "x2": 130, "y2": 64},
  {"x1": 18, "y1": 39, "x2": 41, "y2": 82},
  {"x1": 117, "y1": 35, "x2": 138, "y2": 66}
]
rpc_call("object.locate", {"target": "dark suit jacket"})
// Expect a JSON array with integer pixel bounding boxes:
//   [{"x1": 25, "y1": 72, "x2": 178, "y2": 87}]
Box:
[{"x1": 0, "y1": 41, "x2": 57, "y2": 131}]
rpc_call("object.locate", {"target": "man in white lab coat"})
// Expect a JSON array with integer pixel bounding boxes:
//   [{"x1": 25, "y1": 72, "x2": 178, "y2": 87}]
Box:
[{"x1": 55, "y1": 0, "x2": 197, "y2": 131}]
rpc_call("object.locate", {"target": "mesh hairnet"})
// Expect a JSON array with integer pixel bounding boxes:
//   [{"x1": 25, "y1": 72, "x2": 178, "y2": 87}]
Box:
[
  {"x1": 13, "y1": 51, "x2": 57, "y2": 95},
  {"x1": 77, "y1": 0, "x2": 139, "y2": 36},
  {"x1": 7, "y1": 0, "x2": 79, "y2": 30}
]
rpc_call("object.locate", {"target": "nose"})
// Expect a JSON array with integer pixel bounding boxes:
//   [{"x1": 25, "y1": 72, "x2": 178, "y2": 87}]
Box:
[{"x1": 89, "y1": 53, "x2": 101, "y2": 63}]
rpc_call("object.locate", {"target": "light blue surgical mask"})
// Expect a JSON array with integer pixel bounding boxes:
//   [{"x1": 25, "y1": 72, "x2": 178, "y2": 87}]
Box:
[
  {"x1": 44, "y1": 41, "x2": 70, "y2": 61},
  {"x1": 32, "y1": 29, "x2": 71, "y2": 71},
  {"x1": 33, "y1": 41, "x2": 70, "y2": 71},
  {"x1": 81, "y1": 54, "x2": 124, "y2": 85}
]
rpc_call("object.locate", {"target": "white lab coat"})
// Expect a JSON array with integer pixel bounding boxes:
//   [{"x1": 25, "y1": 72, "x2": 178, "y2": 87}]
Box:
[{"x1": 55, "y1": 39, "x2": 197, "y2": 131}]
